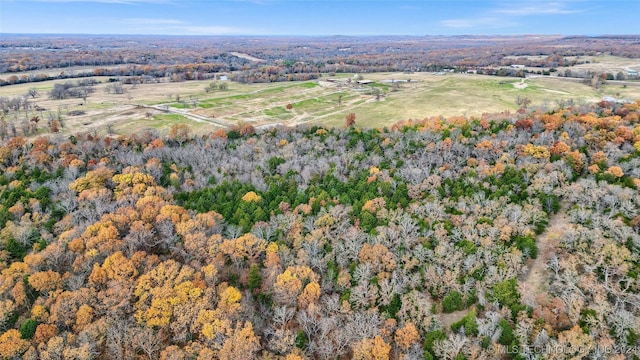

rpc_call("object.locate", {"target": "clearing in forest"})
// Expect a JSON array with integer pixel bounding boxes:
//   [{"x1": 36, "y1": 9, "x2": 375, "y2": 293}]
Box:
[
  {"x1": 1, "y1": 71, "x2": 639, "y2": 137},
  {"x1": 439, "y1": 206, "x2": 571, "y2": 330},
  {"x1": 518, "y1": 206, "x2": 570, "y2": 303}
]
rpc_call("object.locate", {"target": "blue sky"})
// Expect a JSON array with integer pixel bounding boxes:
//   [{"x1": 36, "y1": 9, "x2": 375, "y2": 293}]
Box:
[{"x1": 1, "y1": 0, "x2": 638, "y2": 36}]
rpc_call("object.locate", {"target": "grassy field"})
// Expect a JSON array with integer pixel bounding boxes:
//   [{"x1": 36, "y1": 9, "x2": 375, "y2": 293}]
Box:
[
  {"x1": 308, "y1": 73, "x2": 640, "y2": 128},
  {"x1": 1, "y1": 70, "x2": 639, "y2": 136},
  {"x1": 568, "y1": 55, "x2": 640, "y2": 73}
]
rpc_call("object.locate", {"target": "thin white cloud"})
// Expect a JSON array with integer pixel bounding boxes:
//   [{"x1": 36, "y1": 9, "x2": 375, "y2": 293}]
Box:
[
  {"x1": 441, "y1": 17, "x2": 517, "y2": 29},
  {"x1": 115, "y1": 18, "x2": 254, "y2": 35},
  {"x1": 495, "y1": 1, "x2": 582, "y2": 15},
  {"x1": 229, "y1": 0, "x2": 274, "y2": 4},
  {"x1": 180, "y1": 25, "x2": 253, "y2": 35},
  {"x1": 231, "y1": 0, "x2": 262, "y2": 3},
  {"x1": 122, "y1": 18, "x2": 184, "y2": 25},
  {"x1": 29, "y1": 0, "x2": 172, "y2": 4},
  {"x1": 441, "y1": 1, "x2": 585, "y2": 30}
]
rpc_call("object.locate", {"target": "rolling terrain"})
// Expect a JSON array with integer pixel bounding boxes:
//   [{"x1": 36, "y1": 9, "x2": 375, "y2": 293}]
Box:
[{"x1": 2, "y1": 69, "x2": 639, "y2": 137}]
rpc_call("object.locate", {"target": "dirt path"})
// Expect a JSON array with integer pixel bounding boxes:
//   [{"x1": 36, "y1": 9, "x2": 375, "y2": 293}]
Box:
[
  {"x1": 229, "y1": 52, "x2": 265, "y2": 62},
  {"x1": 623, "y1": 63, "x2": 640, "y2": 72},
  {"x1": 518, "y1": 206, "x2": 570, "y2": 300},
  {"x1": 438, "y1": 207, "x2": 570, "y2": 330},
  {"x1": 144, "y1": 104, "x2": 231, "y2": 128},
  {"x1": 200, "y1": 84, "x2": 338, "y2": 125},
  {"x1": 292, "y1": 96, "x2": 376, "y2": 126},
  {"x1": 439, "y1": 309, "x2": 470, "y2": 329},
  {"x1": 513, "y1": 79, "x2": 528, "y2": 89}
]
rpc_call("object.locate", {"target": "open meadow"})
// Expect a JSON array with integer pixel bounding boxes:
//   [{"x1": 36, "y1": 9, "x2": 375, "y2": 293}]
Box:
[{"x1": 1, "y1": 70, "x2": 639, "y2": 136}]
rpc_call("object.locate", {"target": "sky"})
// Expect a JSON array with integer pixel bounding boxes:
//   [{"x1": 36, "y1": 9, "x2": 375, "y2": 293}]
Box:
[{"x1": 1, "y1": 0, "x2": 639, "y2": 36}]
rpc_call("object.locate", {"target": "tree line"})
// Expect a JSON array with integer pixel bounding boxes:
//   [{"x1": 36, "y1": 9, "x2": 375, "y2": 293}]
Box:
[{"x1": 4, "y1": 35, "x2": 640, "y2": 86}]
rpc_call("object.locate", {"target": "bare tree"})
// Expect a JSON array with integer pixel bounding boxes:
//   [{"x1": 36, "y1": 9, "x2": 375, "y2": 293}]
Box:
[
  {"x1": 0, "y1": 118, "x2": 7, "y2": 140},
  {"x1": 27, "y1": 88, "x2": 39, "y2": 98}
]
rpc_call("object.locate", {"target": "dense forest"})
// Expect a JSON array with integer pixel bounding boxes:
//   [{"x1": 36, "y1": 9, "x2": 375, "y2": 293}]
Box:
[
  {"x1": 2, "y1": 35, "x2": 640, "y2": 86},
  {"x1": 1, "y1": 99, "x2": 640, "y2": 359}
]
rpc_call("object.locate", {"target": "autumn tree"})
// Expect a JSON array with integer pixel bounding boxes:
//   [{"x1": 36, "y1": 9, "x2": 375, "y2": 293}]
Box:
[
  {"x1": 168, "y1": 124, "x2": 192, "y2": 146},
  {"x1": 394, "y1": 322, "x2": 420, "y2": 353},
  {"x1": 219, "y1": 322, "x2": 260, "y2": 360},
  {"x1": 352, "y1": 335, "x2": 391, "y2": 360},
  {"x1": 0, "y1": 329, "x2": 30, "y2": 358},
  {"x1": 345, "y1": 112, "x2": 356, "y2": 128}
]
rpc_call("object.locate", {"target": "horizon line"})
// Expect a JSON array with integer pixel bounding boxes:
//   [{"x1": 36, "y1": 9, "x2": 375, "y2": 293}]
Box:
[{"x1": 3, "y1": 32, "x2": 637, "y2": 38}]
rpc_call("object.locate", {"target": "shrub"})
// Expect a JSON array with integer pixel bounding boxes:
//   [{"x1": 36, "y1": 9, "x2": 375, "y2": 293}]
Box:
[
  {"x1": 20, "y1": 319, "x2": 38, "y2": 339},
  {"x1": 451, "y1": 309, "x2": 479, "y2": 336},
  {"x1": 491, "y1": 278, "x2": 521, "y2": 315},
  {"x1": 248, "y1": 264, "x2": 262, "y2": 291},
  {"x1": 295, "y1": 330, "x2": 307, "y2": 349},
  {"x1": 442, "y1": 291, "x2": 464, "y2": 313},
  {"x1": 514, "y1": 235, "x2": 538, "y2": 259},
  {"x1": 498, "y1": 319, "x2": 515, "y2": 345},
  {"x1": 423, "y1": 330, "x2": 447, "y2": 356}
]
